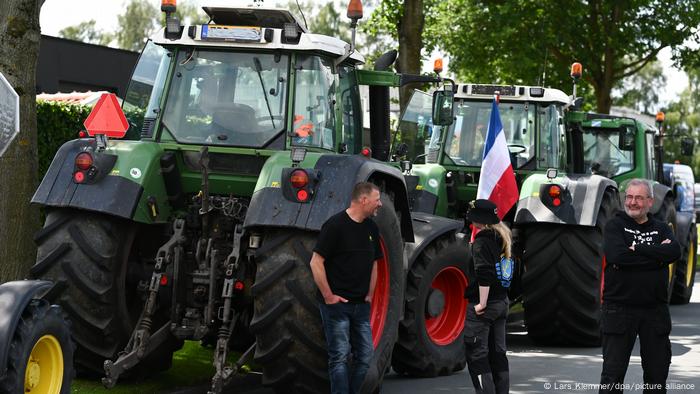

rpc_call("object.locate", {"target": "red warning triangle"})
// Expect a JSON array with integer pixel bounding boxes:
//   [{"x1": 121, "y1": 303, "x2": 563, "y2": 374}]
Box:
[{"x1": 83, "y1": 93, "x2": 129, "y2": 138}]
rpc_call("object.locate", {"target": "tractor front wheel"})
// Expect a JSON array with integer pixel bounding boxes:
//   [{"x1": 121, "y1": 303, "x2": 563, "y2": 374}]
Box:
[
  {"x1": 0, "y1": 300, "x2": 74, "y2": 394},
  {"x1": 391, "y1": 235, "x2": 469, "y2": 377}
]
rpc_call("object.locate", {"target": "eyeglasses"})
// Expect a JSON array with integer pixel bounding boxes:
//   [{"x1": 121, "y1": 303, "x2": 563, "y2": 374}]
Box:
[{"x1": 624, "y1": 195, "x2": 650, "y2": 202}]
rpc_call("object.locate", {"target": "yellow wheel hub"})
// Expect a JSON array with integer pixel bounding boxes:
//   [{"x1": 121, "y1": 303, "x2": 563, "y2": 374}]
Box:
[{"x1": 24, "y1": 335, "x2": 63, "y2": 394}]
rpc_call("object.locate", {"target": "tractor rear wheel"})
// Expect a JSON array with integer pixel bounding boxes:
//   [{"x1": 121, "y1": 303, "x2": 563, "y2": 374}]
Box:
[
  {"x1": 0, "y1": 300, "x2": 74, "y2": 394},
  {"x1": 671, "y1": 224, "x2": 697, "y2": 304},
  {"x1": 31, "y1": 209, "x2": 179, "y2": 375},
  {"x1": 654, "y1": 198, "x2": 679, "y2": 303},
  {"x1": 391, "y1": 235, "x2": 469, "y2": 377},
  {"x1": 522, "y1": 189, "x2": 617, "y2": 346},
  {"x1": 251, "y1": 194, "x2": 404, "y2": 393}
]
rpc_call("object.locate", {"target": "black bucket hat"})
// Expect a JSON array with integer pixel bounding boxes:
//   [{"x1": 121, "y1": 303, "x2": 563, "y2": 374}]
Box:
[{"x1": 466, "y1": 199, "x2": 499, "y2": 225}]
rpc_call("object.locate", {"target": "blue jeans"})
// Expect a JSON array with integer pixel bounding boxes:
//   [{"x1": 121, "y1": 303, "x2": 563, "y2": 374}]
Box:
[{"x1": 319, "y1": 302, "x2": 373, "y2": 394}]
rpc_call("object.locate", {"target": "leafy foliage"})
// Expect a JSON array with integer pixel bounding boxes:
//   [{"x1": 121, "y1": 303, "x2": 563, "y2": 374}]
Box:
[
  {"x1": 614, "y1": 61, "x2": 666, "y2": 115},
  {"x1": 58, "y1": 20, "x2": 113, "y2": 46},
  {"x1": 433, "y1": 0, "x2": 700, "y2": 113},
  {"x1": 115, "y1": 0, "x2": 159, "y2": 51}
]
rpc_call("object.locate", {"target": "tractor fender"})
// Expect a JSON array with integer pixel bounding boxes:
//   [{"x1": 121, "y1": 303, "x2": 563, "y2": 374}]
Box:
[
  {"x1": 514, "y1": 173, "x2": 618, "y2": 226},
  {"x1": 31, "y1": 139, "x2": 143, "y2": 220},
  {"x1": 0, "y1": 280, "x2": 53, "y2": 377},
  {"x1": 245, "y1": 155, "x2": 414, "y2": 241},
  {"x1": 404, "y1": 212, "x2": 465, "y2": 271}
]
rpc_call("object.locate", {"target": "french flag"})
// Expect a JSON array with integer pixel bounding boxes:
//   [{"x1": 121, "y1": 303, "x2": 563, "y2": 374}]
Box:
[{"x1": 476, "y1": 98, "x2": 519, "y2": 219}]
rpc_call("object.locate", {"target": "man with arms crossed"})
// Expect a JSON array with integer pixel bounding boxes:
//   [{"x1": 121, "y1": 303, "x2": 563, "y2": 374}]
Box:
[
  {"x1": 310, "y1": 182, "x2": 382, "y2": 394},
  {"x1": 600, "y1": 179, "x2": 681, "y2": 393}
]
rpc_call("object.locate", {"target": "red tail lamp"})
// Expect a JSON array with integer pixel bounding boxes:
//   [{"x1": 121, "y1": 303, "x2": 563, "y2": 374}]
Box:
[
  {"x1": 73, "y1": 171, "x2": 85, "y2": 183},
  {"x1": 75, "y1": 152, "x2": 93, "y2": 170},
  {"x1": 361, "y1": 147, "x2": 372, "y2": 157},
  {"x1": 160, "y1": 274, "x2": 169, "y2": 286},
  {"x1": 290, "y1": 169, "x2": 309, "y2": 188},
  {"x1": 548, "y1": 185, "x2": 561, "y2": 198},
  {"x1": 297, "y1": 189, "x2": 309, "y2": 202},
  {"x1": 234, "y1": 280, "x2": 245, "y2": 291}
]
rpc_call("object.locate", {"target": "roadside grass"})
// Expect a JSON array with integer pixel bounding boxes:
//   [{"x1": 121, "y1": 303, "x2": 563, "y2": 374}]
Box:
[{"x1": 71, "y1": 341, "x2": 222, "y2": 393}]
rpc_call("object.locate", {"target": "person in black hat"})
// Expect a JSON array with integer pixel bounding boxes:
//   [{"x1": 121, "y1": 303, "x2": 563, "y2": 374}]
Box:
[{"x1": 463, "y1": 199, "x2": 511, "y2": 394}]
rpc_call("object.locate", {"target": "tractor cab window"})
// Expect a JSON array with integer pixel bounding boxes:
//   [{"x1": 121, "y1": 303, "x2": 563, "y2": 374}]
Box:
[
  {"x1": 123, "y1": 40, "x2": 171, "y2": 139},
  {"x1": 395, "y1": 90, "x2": 438, "y2": 162},
  {"x1": 443, "y1": 100, "x2": 536, "y2": 168},
  {"x1": 538, "y1": 104, "x2": 564, "y2": 168},
  {"x1": 338, "y1": 66, "x2": 362, "y2": 154},
  {"x1": 292, "y1": 55, "x2": 336, "y2": 150},
  {"x1": 161, "y1": 50, "x2": 289, "y2": 147},
  {"x1": 582, "y1": 128, "x2": 635, "y2": 177}
]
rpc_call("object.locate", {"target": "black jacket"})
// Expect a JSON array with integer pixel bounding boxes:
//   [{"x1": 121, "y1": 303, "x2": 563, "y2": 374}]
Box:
[
  {"x1": 603, "y1": 211, "x2": 681, "y2": 305},
  {"x1": 465, "y1": 229, "x2": 508, "y2": 303}
]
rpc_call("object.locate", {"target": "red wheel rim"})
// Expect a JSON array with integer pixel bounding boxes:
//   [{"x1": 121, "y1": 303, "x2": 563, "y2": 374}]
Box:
[
  {"x1": 425, "y1": 266, "x2": 468, "y2": 345},
  {"x1": 370, "y1": 238, "x2": 390, "y2": 348}
]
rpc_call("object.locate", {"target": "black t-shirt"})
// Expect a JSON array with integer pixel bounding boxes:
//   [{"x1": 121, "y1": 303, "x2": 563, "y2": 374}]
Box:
[
  {"x1": 313, "y1": 210, "x2": 383, "y2": 303},
  {"x1": 603, "y1": 211, "x2": 681, "y2": 305}
]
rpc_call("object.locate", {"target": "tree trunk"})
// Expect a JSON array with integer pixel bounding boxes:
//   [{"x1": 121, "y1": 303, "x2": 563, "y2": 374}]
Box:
[
  {"x1": 0, "y1": 0, "x2": 44, "y2": 282},
  {"x1": 397, "y1": 0, "x2": 424, "y2": 111}
]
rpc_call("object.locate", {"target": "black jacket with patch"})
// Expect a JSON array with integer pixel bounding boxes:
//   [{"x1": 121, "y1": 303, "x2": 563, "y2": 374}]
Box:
[{"x1": 603, "y1": 211, "x2": 681, "y2": 305}]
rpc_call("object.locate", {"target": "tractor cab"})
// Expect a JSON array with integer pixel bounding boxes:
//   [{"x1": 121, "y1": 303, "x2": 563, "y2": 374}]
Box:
[{"x1": 123, "y1": 3, "x2": 365, "y2": 154}]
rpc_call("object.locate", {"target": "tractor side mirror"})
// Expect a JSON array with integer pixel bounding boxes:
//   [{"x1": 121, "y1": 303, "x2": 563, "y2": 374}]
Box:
[
  {"x1": 618, "y1": 125, "x2": 635, "y2": 151},
  {"x1": 432, "y1": 89, "x2": 454, "y2": 126},
  {"x1": 681, "y1": 137, "x2": 695, "y2": 156}
]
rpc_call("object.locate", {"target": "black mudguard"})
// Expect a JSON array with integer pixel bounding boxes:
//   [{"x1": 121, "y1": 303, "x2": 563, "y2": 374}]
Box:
[
  {"x1": 650, "y1": 183, "x2": 673, "y2": 216},
  {"x1": 31, "y1": 139, "x2": 142, "y2": 219},
  {"x1": 244, "y1": 155, "x2": 414, "y2": 242},
  {"x1": 404, "y1": 212, "x2": 465, "y2": 271},
  {"x1": 0, "y1": 280, "x2": 53, "y2": 377}
]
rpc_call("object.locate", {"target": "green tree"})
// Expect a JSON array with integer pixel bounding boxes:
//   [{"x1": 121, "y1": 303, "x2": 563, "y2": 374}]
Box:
[
  {"x1": 436, "y1": 0, "x2": 700, "y2": 114},
  {"x1": 58, "y1": 20, "x2": 114, "y2": 46},
  {"x1": 614, "y1": 61, "x2": 667, "y2": 115},
  {"x1": 116, "y1": 0, "x2": 159, "y2": 51},
  {"x1": 0, "y1": 0, "x2": 44, "y2": 281}
]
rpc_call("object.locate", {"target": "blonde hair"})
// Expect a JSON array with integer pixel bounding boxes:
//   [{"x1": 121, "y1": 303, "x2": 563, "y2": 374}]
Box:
[{"x1": 484, "y1": 222, "x2": 512, "y2": 258}]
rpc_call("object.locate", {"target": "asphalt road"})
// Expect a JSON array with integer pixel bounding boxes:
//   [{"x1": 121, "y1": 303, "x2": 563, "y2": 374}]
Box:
[{"x1": 178, "y1": 273, "x2": 700, "y2": 394}]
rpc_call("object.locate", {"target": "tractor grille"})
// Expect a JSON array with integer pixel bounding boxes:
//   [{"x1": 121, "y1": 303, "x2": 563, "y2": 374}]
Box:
[{"x1": 182, "y1": 152, "x2": 268, "y2": 176}]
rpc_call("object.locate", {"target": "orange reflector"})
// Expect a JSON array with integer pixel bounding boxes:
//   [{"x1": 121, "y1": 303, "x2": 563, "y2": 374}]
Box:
[
  {"x1": 347, "y1": 0, "x2": 363, "y2": 20},
  {"x1": 570, "y1": 62, "x2": 582, "y2": 79},
  {"x1": 75, "y1": 152, "x2": 93, "y2": 170},
  {"x1": 656, "y1": 111, "x2": 665, "y2": 123},
  {"x1": 297, "y1": 189, "x2": 309, "y2": 201},
  {"x1": 161, "y1": 0, "x2": 176, "y2": 12},
  {"x1": 160, "y1": 275, "x2": 169, "y2": 286},
  {"x1": 290, "y1": 169, "x2": 309, "y2": 188},
  {"x1": 548, "y1": 185, "x2": 561, "y2": 198},
  {"x1": 73, "y1": 171, "x2": 85, "y2": 183},
  {"x1": 433, "y1": 58, "x2": 443, "y2": 73}
]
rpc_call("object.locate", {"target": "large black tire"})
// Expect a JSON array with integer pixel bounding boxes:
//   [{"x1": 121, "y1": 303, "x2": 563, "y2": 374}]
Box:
[
  {"x1": 654, "y1": 198, "x2": 679, "y2": 303},
  {"x1": 251, "y1": 194, "x2": 404, "y2": 393},
  {"x1": 0, "y1": 300, "x2": 74, "y2": 394},
  {"x1": 521, "y1": 189, "x2": 617, "y2": 346},
  {"x1": 671, "y1": 224, "x2": 697, "y2": 304},
  {"x1": 391, "y1": 235, "x2": 470, "y2": 377},
  {"x1": 30, "y1": 209, "x2": 179, "y2": 375}
]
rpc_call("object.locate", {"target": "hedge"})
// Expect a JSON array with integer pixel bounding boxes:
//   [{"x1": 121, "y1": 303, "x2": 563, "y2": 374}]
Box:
[{"x1": 36, "y1": 101, "x2": 142, "y2": 180}]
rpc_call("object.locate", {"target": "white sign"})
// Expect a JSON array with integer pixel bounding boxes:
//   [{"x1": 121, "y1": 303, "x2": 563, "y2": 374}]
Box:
[{"x1": 0, "y1": 71, "x2": 20, "y2": 158}]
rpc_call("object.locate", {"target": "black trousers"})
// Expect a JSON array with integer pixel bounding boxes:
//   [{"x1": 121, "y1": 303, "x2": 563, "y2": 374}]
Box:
[
  {"x1": 464, "y1": 298, "x2": 509, "y2": 394},
  {"x1": 599, "y1": 302, "x2": 672, "y2": 394}
]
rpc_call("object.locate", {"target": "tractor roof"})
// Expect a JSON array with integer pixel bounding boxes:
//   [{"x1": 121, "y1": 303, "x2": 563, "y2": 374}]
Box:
[
  {"x1": 454, "y1": 83, "x2": 570, "y2": 104},
  {"x1": 151, "y1": 5, "x2": 364, "y2": 63}
]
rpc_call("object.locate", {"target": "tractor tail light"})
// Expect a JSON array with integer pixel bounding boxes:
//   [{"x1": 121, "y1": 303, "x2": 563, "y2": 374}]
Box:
[
  {"x1": 290, "y1": 169, "x2": 309, "y2": 188},
  {"x1": 75, "y1": 152, "x2": 93, "y2": 170}
]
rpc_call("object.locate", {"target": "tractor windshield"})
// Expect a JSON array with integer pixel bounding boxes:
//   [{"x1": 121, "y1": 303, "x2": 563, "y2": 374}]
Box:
[
  {"x1": 582, "y1": 128, "x2": 635, "y2": 177},
  {"x1": 161, "y1": 49, "x2": 289, "y2": 147}
]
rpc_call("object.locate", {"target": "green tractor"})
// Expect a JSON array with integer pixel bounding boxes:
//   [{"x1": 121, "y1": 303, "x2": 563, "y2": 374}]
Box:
[
  {"x1": 395, "y1": 81, "x2": 619, "y2": 346},
  {"x1": 29, "y1": 1, "x2": 466, "y2": 392}
]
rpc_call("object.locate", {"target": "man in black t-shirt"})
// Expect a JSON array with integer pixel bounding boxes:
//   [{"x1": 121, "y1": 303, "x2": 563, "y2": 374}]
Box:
[
  {"x1": 599, "y1": 179, "x2": 680, "y2": 394},
  {"x1": 310, "y1": 182, "x2": 383, "y2": 394}
]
